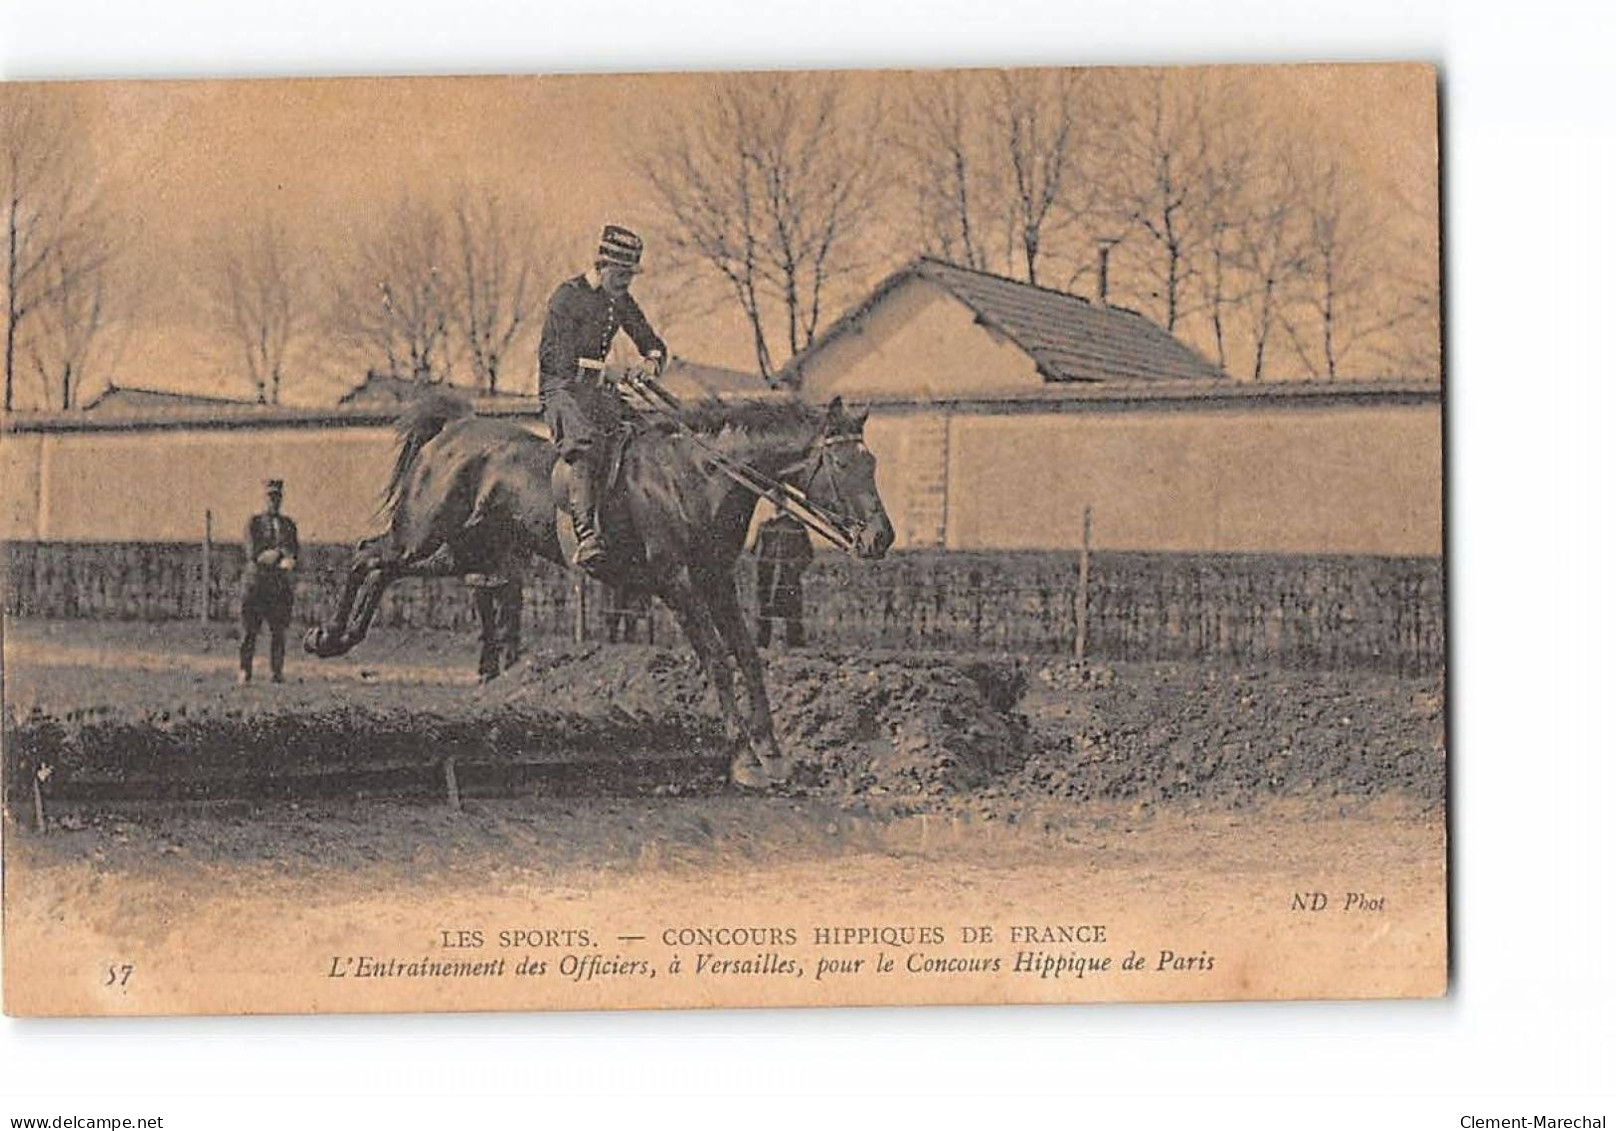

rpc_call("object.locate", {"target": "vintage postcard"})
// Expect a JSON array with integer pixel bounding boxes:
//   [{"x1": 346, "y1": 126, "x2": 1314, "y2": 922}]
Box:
[{"x1": 0, "y1": 63, "x2": 1444, "y2": 1016}]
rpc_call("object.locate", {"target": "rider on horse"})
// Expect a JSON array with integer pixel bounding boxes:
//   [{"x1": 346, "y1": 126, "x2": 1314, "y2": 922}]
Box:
[{"x1": 537, "y1": 225, "x2": 667, "y2": 572}]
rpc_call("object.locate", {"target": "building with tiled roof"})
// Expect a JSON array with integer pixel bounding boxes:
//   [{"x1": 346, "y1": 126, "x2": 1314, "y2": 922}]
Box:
[
  {"x1": 780, "y1": 257, "x2": 1223, "y2": 398},
  {"x1": 765, "y1": 257, "x2": 1438, "y2": 553}
]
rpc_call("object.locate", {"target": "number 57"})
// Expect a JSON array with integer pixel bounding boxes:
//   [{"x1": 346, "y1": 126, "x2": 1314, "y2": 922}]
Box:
[{"x1": 105, "y1": 963, "x2": 134, "y2": 988}]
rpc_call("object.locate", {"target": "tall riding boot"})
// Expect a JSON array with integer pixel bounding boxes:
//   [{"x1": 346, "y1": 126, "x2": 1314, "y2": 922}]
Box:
[
  {"x1": 269, "y1": 624, "x2": 287, "y2": 683},
  {"x1": 568, "y1": 457, "x2": 607, "y2": 570},
  {"x1": 239, "y1": 613, "x2": 258, "y2": 683}
]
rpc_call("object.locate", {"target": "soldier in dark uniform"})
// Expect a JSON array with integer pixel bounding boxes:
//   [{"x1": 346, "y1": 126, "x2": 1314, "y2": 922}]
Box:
[
  {"x1": 537, "y1": 225, "x2": 667, "y2": 571},
  {"x1": 238, "y1": 478, "x2": 300, "y2": 684},
  {"x1": 753, "y1": 508, "x2": 814, "y2": 649}
]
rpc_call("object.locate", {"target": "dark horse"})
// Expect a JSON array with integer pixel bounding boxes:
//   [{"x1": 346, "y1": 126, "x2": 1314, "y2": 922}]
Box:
[{"x1": 304, "y1": 390, "x2": 894, "y2": 787}]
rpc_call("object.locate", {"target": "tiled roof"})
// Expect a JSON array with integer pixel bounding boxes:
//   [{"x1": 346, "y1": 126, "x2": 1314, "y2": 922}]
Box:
[
  {"x1": 81, "y1": 384, "x2": 260, "y2": 413},
  {"x1": 783, "y1": 257, "x2": 1225, "y2": 386},
  {"x1": 338, "y1": 373, "x2": 531, "y2": 407}
]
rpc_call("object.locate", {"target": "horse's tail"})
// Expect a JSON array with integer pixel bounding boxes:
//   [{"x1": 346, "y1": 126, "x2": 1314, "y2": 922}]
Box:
[{"x1": 378, "y1": 389, "x2": 474, "y2": 522}]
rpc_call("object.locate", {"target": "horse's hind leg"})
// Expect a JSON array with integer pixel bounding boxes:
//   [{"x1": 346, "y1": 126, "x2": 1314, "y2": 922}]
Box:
[
  {"x1": 307, "y1": 537, "x2": 464, "y2": 659},
  {"x1": 474, "y1": 587, "x2": 501, "y2": 683},
  {"x1": 337, "y1": 563, "x2": 398, "y2": 651},
  {"x1": 498, "y1": 579, "x2": 523, "y2": 672},
  {"x1": 305, "y1": 537, "x2": 389, "y2": 657},
  {"x1": 473, "y1": 578, "x2": 524, "y2": 682}
]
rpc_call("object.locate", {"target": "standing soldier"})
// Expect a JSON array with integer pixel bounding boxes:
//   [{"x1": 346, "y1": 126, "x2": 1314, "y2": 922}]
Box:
[
  {"x1": 753, "y1": 508, "x2": 814, "y2": 649},
  {"x1": 239, "y1": 478, "x2": 300, "y2": 684},
  {"x1": 537, "y1": 225, "x2": 667, "y2": 572}
]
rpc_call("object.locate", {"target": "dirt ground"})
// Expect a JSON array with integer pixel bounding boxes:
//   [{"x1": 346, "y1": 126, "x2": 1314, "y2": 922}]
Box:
[
  {"x1": 1, "y1": 618, "x2": 1449, "y2": 1014},
  {"x1": 2, "y1": 618, "x2": 1446, "y2": 809}
]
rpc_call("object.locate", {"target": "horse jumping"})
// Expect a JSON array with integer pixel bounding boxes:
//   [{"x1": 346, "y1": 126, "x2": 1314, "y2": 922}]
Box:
[{"x1": 304, "y1": 389, "x2": 894, "y2": 787}]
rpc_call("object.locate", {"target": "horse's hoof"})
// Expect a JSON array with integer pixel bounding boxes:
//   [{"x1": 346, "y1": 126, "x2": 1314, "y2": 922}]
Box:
[
  {"x1": 730, "y1": 759, "x2": 770, "y2": 790},
  {"x1": 304, "y1": 626, "x2": 349, "y2": 658},
  {"x1": 730, "y1": 754, "x2": 790, "y2": 790}
]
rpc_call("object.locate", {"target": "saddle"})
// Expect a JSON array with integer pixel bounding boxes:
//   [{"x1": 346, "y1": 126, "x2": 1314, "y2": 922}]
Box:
[{"x1": 600, "y1": 418, "x2": 637, "y2": 496}]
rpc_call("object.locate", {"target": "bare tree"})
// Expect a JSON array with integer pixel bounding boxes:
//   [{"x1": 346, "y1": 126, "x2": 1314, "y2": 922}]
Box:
[
  {"x1": 327, "y1": 195, "x2": 455, "y2": 383},
  {"x1": 1191, "y1": 133, "x2": 1261, "y2": 372},
  {"x1": 1228, "y1": 150, "x2": 1311, "y2": 381},
  {"x1": 199, "y1": 215, "x2": 310, "y2": 404},
  {"x1": 1097, "y1": 70, "x2": 1237, "y2": 334},
  {"x1": 2, "y1": 88, "x2": 113, "y2": 411},
  {"x1": 450, "y1": 188, "x2": 554, "y2": 395},
  {"x1": 1364, "y1": 194, "x2": 1442, "y2": 378},
  {"x1": 901, "y1": 72, "x2": 1001, "y2": 273},
  {"x1": 26, "y1": 242, "x2": 114, "y2": 409},
  {"x1": 902, "y1": 69, "x2": 1099, "y2": 286},
  {"x1": 1283, "y1": 158, "x2": 1407, "y2": 380},
  {"x1": 1195, "y1": 217, "x2": 1241, "y2": 371},
  {"x1": 996, "y1": 70, "x2": 1090, "y2": 287},
  {"x1": 642, "y1": 73, "x2": 885, "y2": 383}
]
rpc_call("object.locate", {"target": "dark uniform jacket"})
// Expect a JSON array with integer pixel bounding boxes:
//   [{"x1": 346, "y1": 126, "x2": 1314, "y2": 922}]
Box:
[
  {"x1": 537, "y1": 275, "x2": 666, "y2": 393},
  {"x1": 242, "y1": 512, "x2": 300, "y2": 595}
]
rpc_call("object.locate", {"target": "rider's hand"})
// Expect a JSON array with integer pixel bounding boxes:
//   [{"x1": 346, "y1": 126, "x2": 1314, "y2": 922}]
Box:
[{"x1": 646, "y1": 350, "x2": 667, "y2": 377}]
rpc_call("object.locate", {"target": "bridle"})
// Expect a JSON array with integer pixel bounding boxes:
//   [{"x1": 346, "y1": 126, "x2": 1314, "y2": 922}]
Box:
[
  {"x1": 614, "y1": 365, "x2": 873, "y2": 553},
  {"x1": 778, "y1": 433, "x2": 871, "y2": 548}
]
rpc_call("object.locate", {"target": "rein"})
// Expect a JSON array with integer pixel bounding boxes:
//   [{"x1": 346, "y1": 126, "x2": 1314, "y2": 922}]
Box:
[{"x1": 618, "y1": 370, "x2": 864, "y2": 553}]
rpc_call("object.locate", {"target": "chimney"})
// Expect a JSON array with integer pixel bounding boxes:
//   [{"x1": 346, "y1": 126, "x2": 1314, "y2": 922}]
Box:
[{"x1": 1096, "y1": 238, "x2": 1122, "y2": 305}]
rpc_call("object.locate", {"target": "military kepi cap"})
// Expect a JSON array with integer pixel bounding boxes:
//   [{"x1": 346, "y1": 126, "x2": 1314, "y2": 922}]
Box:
[{"x1": 597, "y1": 225, "x2": 644, "y2": 273}]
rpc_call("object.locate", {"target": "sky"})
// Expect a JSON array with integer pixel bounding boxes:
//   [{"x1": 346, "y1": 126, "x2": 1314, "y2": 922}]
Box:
[{"x1": 8, "y1": 63, "x2": 1437, "y2": 406}]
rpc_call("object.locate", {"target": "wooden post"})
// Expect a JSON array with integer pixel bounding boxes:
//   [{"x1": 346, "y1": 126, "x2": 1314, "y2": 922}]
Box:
[
  {"x1": 573, "y1": 573, "x2": 588, "y2": 644},
  {"x1": 200, "y1": 509, "x2": 213, "y2": 623},
  {"x1": 1074, "y1": 504, "x2": 1093, "y2": 664},
  {"x1": 32, "y1": 769, "x2": 47, "y2": 833},
  {"x1": 442, "y1": 756, "x2": 461, "y2": 812}
]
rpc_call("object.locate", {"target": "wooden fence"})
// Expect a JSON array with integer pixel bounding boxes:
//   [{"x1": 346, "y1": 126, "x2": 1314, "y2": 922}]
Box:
[{"x1": 2, "y1": 541, "x2": 1444, "y2": 674}]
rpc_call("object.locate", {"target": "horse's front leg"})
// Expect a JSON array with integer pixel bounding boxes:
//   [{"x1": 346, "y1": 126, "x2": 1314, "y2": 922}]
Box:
[
  {"x1": 658, "y1": 575, "x2": 746, "y2": 758},
  {"x1": 705, "y1": 571, "x2": 788, "y2": 786}
]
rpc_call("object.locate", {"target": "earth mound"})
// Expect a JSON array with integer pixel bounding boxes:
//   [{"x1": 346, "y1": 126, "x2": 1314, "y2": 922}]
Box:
[
  {"x1": 500, "y1": 646, "x2": 1026, "y2": 799},
  {"x1": 1016, "y1": 660, "x2": 1446, "y2": 807}
]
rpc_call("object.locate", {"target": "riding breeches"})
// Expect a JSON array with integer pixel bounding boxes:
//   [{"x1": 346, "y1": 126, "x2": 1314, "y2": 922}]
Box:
[{"x1": 542, "y1": 384, "x2": 618, "y2": 463}]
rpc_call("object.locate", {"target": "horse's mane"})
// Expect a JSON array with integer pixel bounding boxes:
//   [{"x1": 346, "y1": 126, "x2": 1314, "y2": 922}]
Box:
[
  {"x1": 673, "y1": 396, "x2": 822, "y2": 437},
  {"x1": 380, "y1": 388, "x2": 474, "y2": 519}
]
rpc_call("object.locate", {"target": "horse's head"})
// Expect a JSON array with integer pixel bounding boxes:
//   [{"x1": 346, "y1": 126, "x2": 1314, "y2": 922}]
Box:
[{"x1": 788, "y1": 397, "x2": 895, "y2": 560}]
